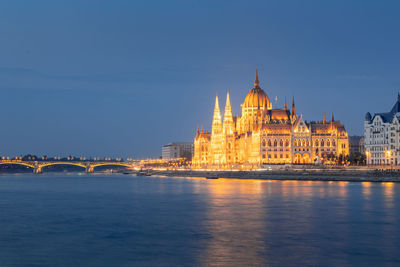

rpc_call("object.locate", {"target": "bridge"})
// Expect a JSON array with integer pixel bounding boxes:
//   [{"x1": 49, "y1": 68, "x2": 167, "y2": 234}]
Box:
[{"x1": 0, "y1": 160, "x2": 136, "y2": 174}]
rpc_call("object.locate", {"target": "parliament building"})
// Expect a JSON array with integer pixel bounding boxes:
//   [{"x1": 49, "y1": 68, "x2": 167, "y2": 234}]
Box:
[{"x1": 192, "y1": 70, "x2": 349, "y2": 168}]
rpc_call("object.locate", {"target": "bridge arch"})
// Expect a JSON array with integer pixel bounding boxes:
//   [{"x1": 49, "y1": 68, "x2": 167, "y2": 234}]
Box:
[
  {"x1": 90, "y1": 163, "x2": 133, "y2": 171},
  {"x1": 38, "y1": 162, "x2": 87, "y2": 172},
  {"x1": 0, "y1": 162, "x2": 35, "y2": 169}
]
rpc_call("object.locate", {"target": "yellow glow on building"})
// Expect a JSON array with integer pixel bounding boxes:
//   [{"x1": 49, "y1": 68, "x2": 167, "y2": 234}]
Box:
[{"x1": 192, "y1": 70, "x2": 350, "y2": 169}]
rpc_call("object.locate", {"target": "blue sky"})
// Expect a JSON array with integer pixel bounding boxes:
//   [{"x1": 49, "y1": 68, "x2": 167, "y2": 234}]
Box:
[{"x1": 0, "y1": 0, "x2": 399, "y2": 158}]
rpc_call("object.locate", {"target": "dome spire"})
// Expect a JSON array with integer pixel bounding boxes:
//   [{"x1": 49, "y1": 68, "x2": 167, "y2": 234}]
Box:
[{"x1": 254, "y1": 68, "x2": 260, "y2": 87}]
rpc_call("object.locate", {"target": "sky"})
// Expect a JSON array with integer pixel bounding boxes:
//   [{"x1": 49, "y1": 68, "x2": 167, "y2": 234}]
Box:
[{"x1": 0, "y1": 0, "x2": 399, "y2": 158}]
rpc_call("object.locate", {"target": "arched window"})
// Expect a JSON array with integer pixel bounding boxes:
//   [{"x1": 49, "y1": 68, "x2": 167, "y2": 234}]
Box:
[
  {"x1": 333, "y1": 140, "x2": 336, "y2": 146},
  {"x1": 262, "y1": 140, "x2": 266, "y2": 147},
  {"x1": 228, "y1": 143, "x2": 232, "y2": 149},
  {"x1": 268, "y1": 140, "x2": 271, "y2": 146},
  {"x1": 321, "y1": 140, "x2": 325, "y2": 147},
  {"x1": 315, "y1": 140, "x2": 319, "y2": 146},
  {"x1": 280, "y1": 140, "x2": 283, "y2": 147},
  {"x1": 274, "y1": 140, "x2": 277, "y2": 147},
  {"x1": 294, "y1": 140, "x2": 298, "y2": 146},
  {"x1": 285, "y1": 141, "x2": 289, "y2": 147},
  {"x1": 306, "y1": 140, "x2": 310, "y2": 146},
  {"x1": 327, "y1": 140, "x2": 330, "y2": 147}
]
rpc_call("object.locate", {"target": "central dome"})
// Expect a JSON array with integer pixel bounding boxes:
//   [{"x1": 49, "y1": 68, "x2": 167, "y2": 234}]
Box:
[{"x1": 243, "y1": 70, "x2": 271, "y2": 109}]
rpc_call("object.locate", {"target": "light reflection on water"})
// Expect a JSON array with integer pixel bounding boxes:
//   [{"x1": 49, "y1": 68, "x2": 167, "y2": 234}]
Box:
[{"x1": 0, "y1": 174, "x2": 399, "y2": 266}]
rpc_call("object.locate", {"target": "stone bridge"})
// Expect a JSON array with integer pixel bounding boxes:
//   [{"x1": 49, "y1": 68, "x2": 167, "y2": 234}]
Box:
[{"x1": 0, "y1": 160, "x2": 135, "y2": 174}]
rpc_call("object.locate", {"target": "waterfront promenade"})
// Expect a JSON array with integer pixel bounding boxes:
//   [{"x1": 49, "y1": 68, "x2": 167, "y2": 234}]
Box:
[{"x1": 155, "y1": 166, "x2": 400, "y2": 182}]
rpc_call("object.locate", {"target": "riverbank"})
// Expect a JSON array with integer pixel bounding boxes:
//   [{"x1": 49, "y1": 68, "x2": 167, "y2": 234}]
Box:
[{"x1": 154, "y1": 168, "x2": 400, "y2": 182}]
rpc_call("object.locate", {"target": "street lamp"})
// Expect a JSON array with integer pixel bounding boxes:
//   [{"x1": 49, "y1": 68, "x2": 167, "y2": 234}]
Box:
[{"x1": 386, "y1": 150, "x2": 392, "y2": 169}]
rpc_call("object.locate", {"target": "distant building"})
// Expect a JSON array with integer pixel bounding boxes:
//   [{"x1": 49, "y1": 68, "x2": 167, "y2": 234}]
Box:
[
  {"x1": 364, "y1": 94, "x2": 400, "y2": 165},
  {"x1": 162, "y1": 142, "x2": 194, "y2": 160},
  {"x1": 359, "y1": 137, "x2": 365, "y2": 155},
  {"x1": 349, "y1": 136, "x2": 363, "y2": 154}
]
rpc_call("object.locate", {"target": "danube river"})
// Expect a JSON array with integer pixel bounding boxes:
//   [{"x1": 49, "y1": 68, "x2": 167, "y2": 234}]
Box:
[{"x1": 0, "y1": 174, "x2": 399, "y2": 266}]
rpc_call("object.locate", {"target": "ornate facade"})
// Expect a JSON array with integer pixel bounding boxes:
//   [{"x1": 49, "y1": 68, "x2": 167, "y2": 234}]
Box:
[
  {"x1": 192, "y1": 71, "x2": 349, "y2": 168},
  {"x1": 364, "y1": 94, "x2": 400, "y2": 166}
]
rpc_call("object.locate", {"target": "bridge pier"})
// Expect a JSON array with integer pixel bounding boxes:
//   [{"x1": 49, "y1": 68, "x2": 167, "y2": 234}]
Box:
[
  {"x1": 33, "y1": 167, "x2": 42, "y2": 174},
  {"x1": 86, "y1": 166, "x2": 94, "y2": 173}
]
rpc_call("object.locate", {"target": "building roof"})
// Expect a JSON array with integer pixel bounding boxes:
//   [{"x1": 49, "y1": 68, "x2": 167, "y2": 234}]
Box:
[
  {"x1": 265, "y1": 109, "x2": 291, "y2": 121},
  {"x1": 371, "y1": 95, "x2": 400, "y2": 123}
]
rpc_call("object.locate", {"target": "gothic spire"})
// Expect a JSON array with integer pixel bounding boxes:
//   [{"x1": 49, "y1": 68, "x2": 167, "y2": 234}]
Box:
[
  {"x1": 331, "y1": 112, "x2": 334, "y2": 122},
  {"x1": 254, "y1": 68, "x2": 260, "y2": 87},
  {"x1": 223, "y1": 91, "x2": 234, "y2": 135},
  {"x1": 291, "y1": 96, "x2": 296, "y2": 115},
  {"x1": 213, "y1": 94, "x2": 221, "y2": 118},
  {"x1": 212, "y1": 94, "x2": 222, "y2": 133},
  {"x1": 323, "y1": 114, "x2": 327, "y2": 124}
]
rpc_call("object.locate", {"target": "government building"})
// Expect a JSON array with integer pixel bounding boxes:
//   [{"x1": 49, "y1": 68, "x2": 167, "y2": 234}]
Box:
[
  {"x1": 192, "y1": 71, "x2": 349, "y2": 168},
  {"x1": 364, "y1": 95, "x2": 400, "y2": 166}
]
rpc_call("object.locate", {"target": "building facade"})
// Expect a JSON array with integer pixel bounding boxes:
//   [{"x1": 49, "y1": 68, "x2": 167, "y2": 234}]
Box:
[
  {"x1": 192, "y1": 71, "x2": 349, "y2": 168},
  {"x1": 162, "y1": 142, "x2": 194, "y2": 160},
  {"x1": 364, "y1": 95, "x2": 400, "y2": 166}
]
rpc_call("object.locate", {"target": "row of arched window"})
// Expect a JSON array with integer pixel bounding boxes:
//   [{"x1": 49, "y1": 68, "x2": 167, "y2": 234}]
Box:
[
  {"x1": 261, "y1": 139, "x2": 337, "y2": 148},
  {"x1": 262, "y1": 140, "x2": 290, "y2": 147},
  {"x1": 314, "y1": 139, "x2": 336, "y2": 147},
  {"x1": 294, "y1": 139, "x2": 310, "y2": 147}
]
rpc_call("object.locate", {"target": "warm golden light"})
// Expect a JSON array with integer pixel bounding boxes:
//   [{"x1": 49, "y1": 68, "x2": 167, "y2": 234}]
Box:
[{"x1": 192, "y1": 71, "x2": 350, "y2": 169}]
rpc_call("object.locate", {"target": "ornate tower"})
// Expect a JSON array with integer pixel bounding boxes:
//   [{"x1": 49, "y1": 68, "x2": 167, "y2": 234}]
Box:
[
  {"x1": 223, "y1": 92, "x2": 236, "y2": 164},
  {"x1": 211, "y1": 94, "x2": 223, "y2": 165},
  {"x1": 290, "y1": 96, "x2": 297, "y2": 122}
]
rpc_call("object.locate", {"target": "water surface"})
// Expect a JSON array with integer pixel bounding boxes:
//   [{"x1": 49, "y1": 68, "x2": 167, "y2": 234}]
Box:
[{"x1": 0, "y1": 174, "x2": 399, "y2": 266}]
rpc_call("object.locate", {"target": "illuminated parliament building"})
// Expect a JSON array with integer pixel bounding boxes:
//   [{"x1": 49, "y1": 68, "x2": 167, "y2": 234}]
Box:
[{"x1": 192, "y1": 70, "x2": 349, "y2": 168}]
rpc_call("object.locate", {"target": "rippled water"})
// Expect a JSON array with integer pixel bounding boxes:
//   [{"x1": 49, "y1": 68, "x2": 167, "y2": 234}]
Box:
[{"x1": 0, "y1": 174, "x2": 399, "y2": 266}]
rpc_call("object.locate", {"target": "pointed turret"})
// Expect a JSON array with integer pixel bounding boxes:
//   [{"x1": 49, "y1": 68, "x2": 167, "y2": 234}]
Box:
[
  {"x1": 329, "y1": 113, "x2": 336, "y2": 131},
  {"x1": 196, "y1": 126, "x2": 200, "y2": 136},
  {"x1": 290, "y1": 96, "x2": 297, "y2": 123},
  {"x1": 291, "y1": 96, "x2": 296, "y2": 115},
  {"x1": 212, "y1": 94, "x2": 222, "y2": 128},
  {"x1": 211, "y1": 94, "x2": 223, "y2": 165},
  {"x1": 284, "y1": 96, "x2": 287, "y2": 110},
  {"x1": 201, "y1": 125, "x2": 204, "y2": 133},
  {"x1": 254, "y1": 68, "x2": 260, "y2": 87},
  {"x1": 223, "y1": 92, "x2": 235, "y2": 136},
  {"x1": 323, "y1": 114, "x2": 327, "y2": 124}
]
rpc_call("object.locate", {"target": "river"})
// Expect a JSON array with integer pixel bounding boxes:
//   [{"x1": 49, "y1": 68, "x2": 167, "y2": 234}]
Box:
[{"x1": 0, "y1": 174, "x2": 399, "y2": 266}]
